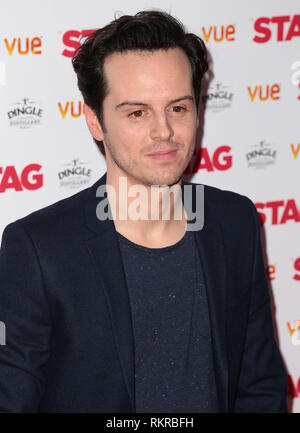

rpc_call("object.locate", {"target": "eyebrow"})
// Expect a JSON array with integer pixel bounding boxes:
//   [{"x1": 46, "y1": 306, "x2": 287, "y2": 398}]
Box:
[{"x1": 115, "y1": 95, "x2": 194, "y2": 110}]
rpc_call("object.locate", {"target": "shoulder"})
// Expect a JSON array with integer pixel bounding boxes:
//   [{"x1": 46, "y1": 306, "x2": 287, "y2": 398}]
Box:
[{"x1": 2, "y1": 182, "x2": 92, "y2": 244}]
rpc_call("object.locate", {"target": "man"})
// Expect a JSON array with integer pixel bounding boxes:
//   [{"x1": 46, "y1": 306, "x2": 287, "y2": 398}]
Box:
[{"x1": 0, "y1": 11, "x2": 287, "y2": 412}]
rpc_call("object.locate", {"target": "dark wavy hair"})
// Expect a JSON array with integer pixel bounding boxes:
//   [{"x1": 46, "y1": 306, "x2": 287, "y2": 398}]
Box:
[{"x1": 72, "y1": 10, "x2": 208, "y2": 156}]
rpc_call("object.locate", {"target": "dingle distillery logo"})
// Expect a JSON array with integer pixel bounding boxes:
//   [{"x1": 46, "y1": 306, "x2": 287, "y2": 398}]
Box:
[
  {"x1": 7, "y1": 97, "x2": 43, "y2": 128},
  {"x1": 246, "y1": 140, "x2": 277, "y2": 169},
  {"x1": 201, "y1": 82, "x2": 234, "y2": 112},
  {"x1": 58, "y1": 159, "x2": 92, "y2": 190}
]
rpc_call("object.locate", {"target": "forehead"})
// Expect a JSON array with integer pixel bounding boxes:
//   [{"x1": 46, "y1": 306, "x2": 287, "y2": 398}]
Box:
[{"x1": 103, "y1": 48, "x2": 193, "y2": 101}]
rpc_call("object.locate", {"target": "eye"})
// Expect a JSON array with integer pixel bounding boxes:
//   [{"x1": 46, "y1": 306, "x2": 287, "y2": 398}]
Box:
[
  {"x1": 170, "y1": 106, "x2": 186, "y2": 113},
  {"x1": 129, "y1": 110, "x2": 145, "y2": 118}
]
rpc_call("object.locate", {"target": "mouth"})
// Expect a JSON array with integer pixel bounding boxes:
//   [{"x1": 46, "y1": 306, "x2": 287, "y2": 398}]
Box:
[{"x1": 146, "y1": 149, "x2": 178, "y2": 161}]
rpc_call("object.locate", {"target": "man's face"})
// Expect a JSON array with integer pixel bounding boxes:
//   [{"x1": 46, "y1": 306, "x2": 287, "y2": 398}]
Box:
[{"x1": 94, "y1": 47, "x2": 198, "y2": 187}]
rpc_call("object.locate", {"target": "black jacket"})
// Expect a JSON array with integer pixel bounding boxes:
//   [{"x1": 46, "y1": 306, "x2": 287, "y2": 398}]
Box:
[{"x1": 0, "y1": 172, "x2": 288, "y2": 412}]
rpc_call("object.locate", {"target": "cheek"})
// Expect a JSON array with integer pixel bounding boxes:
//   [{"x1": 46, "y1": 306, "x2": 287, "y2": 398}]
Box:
[
  {"x1": 106, "y1": 122, "x2": 145, "y2": 157},
  {"x1": 118, "y1": 121, "x2": 148, "y2": 147},
  {"x1": 172, "y1": 112, "x2": 197, "y2": 130}
]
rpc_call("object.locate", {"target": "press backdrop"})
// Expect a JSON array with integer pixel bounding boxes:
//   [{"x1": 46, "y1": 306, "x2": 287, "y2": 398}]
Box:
[{"x1": 0, "y1": 0, "x2": 299, "y2": 413}]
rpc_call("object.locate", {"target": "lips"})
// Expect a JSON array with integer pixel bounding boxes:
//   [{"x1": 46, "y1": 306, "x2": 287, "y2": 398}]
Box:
[{"x1": 146, "y1": 149, "x2": 177, "y2": 156}]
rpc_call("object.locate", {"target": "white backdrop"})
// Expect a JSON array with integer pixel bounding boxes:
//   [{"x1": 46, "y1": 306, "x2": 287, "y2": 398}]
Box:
[{"x1": 0, "y1": 0, "x2": 299, "y2": 412}]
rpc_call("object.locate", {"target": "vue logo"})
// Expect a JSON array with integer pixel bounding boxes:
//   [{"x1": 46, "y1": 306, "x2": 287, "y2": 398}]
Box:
[{"x1": 2, "y1": 36, "x2": 42, "y2": 55}]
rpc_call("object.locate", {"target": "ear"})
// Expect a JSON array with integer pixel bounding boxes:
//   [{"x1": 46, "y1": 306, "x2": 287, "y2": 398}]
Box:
[{"x1": 84, "y1": 104, "x2": 104, "y2": 141}]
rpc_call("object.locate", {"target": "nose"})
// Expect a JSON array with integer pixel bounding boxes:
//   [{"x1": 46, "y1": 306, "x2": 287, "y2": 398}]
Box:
[{"x1": 149, "y1": 112, "x2": 174, "y2": 142}]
